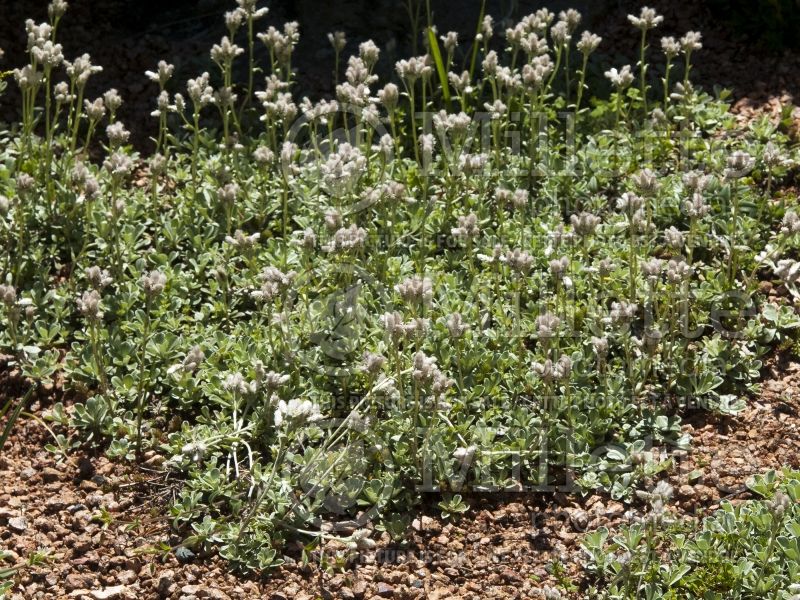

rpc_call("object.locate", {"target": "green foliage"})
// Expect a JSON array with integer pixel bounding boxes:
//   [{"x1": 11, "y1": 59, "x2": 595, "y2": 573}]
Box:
[
  {"x1": 1, "y1": 0, "x2": 799, "y2": 578},
  {"x1": 582, "y1": 469, "x2": 800, "y2": 599}
]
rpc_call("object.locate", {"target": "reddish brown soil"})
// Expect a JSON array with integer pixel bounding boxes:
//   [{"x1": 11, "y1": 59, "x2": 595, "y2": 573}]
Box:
[{"x1": 2, "y1": 348, "x2": 799, "y2": 599}]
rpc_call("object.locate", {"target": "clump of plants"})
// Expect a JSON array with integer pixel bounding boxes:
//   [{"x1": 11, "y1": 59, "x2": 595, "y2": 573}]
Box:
[
  {"x1": 0, "y1": 0, "x2": 799, "y2": 575},
  {"x1": 582, "y1": 470, "x2": 800, "y2": 599}
]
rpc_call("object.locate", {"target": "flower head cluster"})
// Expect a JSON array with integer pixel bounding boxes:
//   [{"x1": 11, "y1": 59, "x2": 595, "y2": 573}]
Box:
[
  {"x1": 168, "y1": 345, "x2": 205, "y2": 376},
  {"x1": 322, "y1": 223, "x2": 368, "y2": 254},
  {"x1": 502, "y1": 248, "x2": 534, "y2": 274},
  {"x1": 604, "y1": 65, "x2": 634, "y2": 89},
  {"x1": 395, "y1": 276, "x2": 433, "y2": 307},
  {"x1": 412, "y1": 351, "x2": 455, "y2": 400},
  {"x1": 320, "y1": 143, "x2": 366, "y2": 197},
  {"x1": 570, "y1": 212, "x2": 601, "y2": 236},
  {"x1": 681, "y1": 31, "x2": 702, "y2": 53},
  {"x1": 627, "y1": 7, "x2": 664, "y2": 31},
  {"x1": 446, "y1": 312, "x2": 470, "y2": 338},
  {"x1": 145, "y1": 60, "x2": 175, "y2": 88},
  {"x1": 781, "y1": 210, "x2": 800, "y2": 235},
  {"x1": 451, "y1": 213, "x2": 480, "y2": 241},
  {"x1": 536, "y1": 312, "x2": 561, "y2": 339},
  {"x1": 532, "y1": 355, "x2": 572, "y2": 383},
  {"x1": 252, "y1": 266, "x2": 296, "y2": 302},
  {"x1": 141, "y1": 270, "x2": 167, "y2": 298},
  {"x1": 576, "y1": 31, "x2": 602, "y2": 55},
  {"x1": 85, "y1": 266, "x2": 112, "y2": 290},
  {"x1": 258, "y1": 22, "x2": 300, "y2": 67},
  {"x1": 396, "y1": 55, "x2": 432, "y2": 87},
  {"x1": 225, "y1": 229, "x2": 261, "y2": 251},
  {"x1": 65, "y1": 53, "x2": 102, "y2": 88},
  {"x1": 380, "y1": 311, "x2": 429, "y2": 343},
  {"x1": 274, "y1": 398, "x2": 322, "y2": 428},
  {"x1": 77, "y1": 289, "x2": 102, "y2": 320}
]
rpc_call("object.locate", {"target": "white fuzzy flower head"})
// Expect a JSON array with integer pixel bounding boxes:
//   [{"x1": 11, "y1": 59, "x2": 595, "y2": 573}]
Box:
[
  {"x1": 80, "y1": 96, "x2": 102, "y2": 121},
  {"x1": 781, "y1": 210, "x2": 800, "y2": 235},
  {"x1": 680, "y1": 31, "x2": 703, "y2": 53},
  {"x1": 481, "y1": 15, "x2": 494, "y2": 39},
  {"x1": 274, "y1": 398, "x2": 322, "y2": 428},
  {"x1": 361, "y1": 352, "x2": 386, "y2": 376},
  {"x1": 441, "y1": 31, "x2": 458, "y2": 53},
  {"x1": 225, "y1": 229, "x2": 261, "y2": 251},
  {"x1": 13, "y1": 65, "x2": 43, "y2": 91},
  {"x1": 395, "y1": 276, "x2": 433, "y2": 307},
  {"x1": 145, "y1": 60, "x2": 175, "y2": 88},
  {"x1": 106, "y1": 121, "x2": 130, "y2": 148},
  {"x1": 77, "y1": 290, "x2": 102, "y2": 320},
  {"x1": 610, "y1": 301, "x2": 638, "y2": 324},
  {"x1": 559, "y1": 9, "x2": 581, "y2": 33},
  {"x1": 451, "y1": 213, "x2": 480, "y2": 240},
  {"x1": 348, "y1": 528, "x2": 376, "y2": 551},
  {"x1": 236, "y1": 0, "x2": 268, "y2": 19},
  {"x1": 682, "y1": 170, "x2": 710, "y2": 192},
  {"x1": 217, "y1": 182, "x2": 240, "y2": 206},
  {"x1": 66, "y1": 54, "x2": 103, "y2": 87},
  {"x1": 395, "y1": 55, "x2": 432, "y2": 86},
  {"x1": 448, "y1": 70, "x2": 472, "y2": 94},
  {"x1": 725, "y1": 150, "x2": 754, "y2": 179},
  {"x1": 252, "y1": 266, "x2": 296, "y2": 302},
  {"x1": 358, "y1": 40, "x2": 380, "y2": 69},
  {"x1": 550, "y1": 20, "x2": 570, "y2": 46},
  {"x1": 766, "y1": 491, "x2": 791, "y2": 519},
  {"x1": 85, "y1": 266, "x2": 112, "y2": 290},
  {"x1": 31, "y1": 40, "x2": 64, "y2": 69},
  {"x1": 632, "y1": 168, "x2": 659, "y2": 196},
  {"x1": 0, "y1": 285, "x2": 16, "y2": 307},
  {"x1": 536, "y1": 312, "x2": 561, "y2": 339},
  {"x1": 141, "y1": 270, "x2": 167, "y2": 298},
  {"x1": 576, "y1": 31, "x2": 601, "y2": 55},
  {"x1": 378, "y1": 83, "x2": 399, "y2": 112},
  {"x1": 776, "y1": 259, "x2": 800, "y2": 284},
  {"x1": 187, "y1": 72, "x2": 214, "y2": 108},
  {"x1": 591, "y1": 336, "x2": 609, "y2": 356},
  {"x1": 320, "y1": 143, "x2": 366, "y2": 197},
  {"x1": 446, "y1": 312, "x2": 470, "y2": 338},
  {"x1": 762, "y1": 142, "x2": 784, "y2": 169},
  {"x1": 683, "y1": 192, "x2": 709, "y2": 218},
  {"x1": 605, "y1": 65, "x2": 634, "y2": 89},
  {"x1": 484, "y1": 99, "x2": 507, "y2": 120},
  {"x1": 549, "y1": 256, "x2": 569, "y2": 279},
  {"x1": 328, "y1": 31, "x2": 347, "y2": 53},
  {"x1": 503, "y1": 248, "x2": 534, "y2": 274},
  {"x1": 419, "y1": 133, "x2": 436, "y2": 166},
  {"x1": 661, "y1": 36, "x2": 680, "y2": 59},
  {"x1": 628, "y1": 7, "x2": 664, "y2": 31},
  {"x1": 617, "y1": 191, "x2": 643, "y2": 213},
  {"x1": 482, "y1": 50, "x2": 499, "y2": 77},
  {"x1": 666, "y1": 259, "x2": 693, "y2": 284},
  {"x1": 323, "y1": 223, "x2": 367, "y2": 254},
  {"x1": 103, "y1": 151, "x2": 134, "y2": 180},
  {"x1": 570, "y1": 212, "x2": 601, "y2": 236},
  {"x1": 48, "y1": 0, "x2": 68, "y2": 20},
  {"x1": 224, "y1": 9, "x2": 244, "y2": 33}
]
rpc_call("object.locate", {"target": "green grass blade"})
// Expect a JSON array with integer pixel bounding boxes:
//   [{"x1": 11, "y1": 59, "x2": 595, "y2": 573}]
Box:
[
  {"x1": 427, "y1": 27, "x2": 451, "y2": 105},
  {"x1": 468, "y1": 0, "x2": 487, "y2": 80}
]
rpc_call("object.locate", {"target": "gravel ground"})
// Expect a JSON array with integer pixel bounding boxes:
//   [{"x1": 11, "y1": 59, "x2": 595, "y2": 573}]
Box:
[{"x1": 1, "y1": 342, "x2": 799, "y2": 599}]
